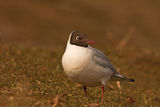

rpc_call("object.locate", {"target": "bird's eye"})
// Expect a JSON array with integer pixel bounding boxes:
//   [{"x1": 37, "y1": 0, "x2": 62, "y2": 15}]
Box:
[{"x1": 76, "y1": 36, "x2": 81, "y2": 40}]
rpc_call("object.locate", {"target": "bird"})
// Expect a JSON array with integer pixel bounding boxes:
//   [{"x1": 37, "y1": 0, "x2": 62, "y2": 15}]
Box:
[{"x1": 62, "y1": 30, "x2": 134, "y2": 103}]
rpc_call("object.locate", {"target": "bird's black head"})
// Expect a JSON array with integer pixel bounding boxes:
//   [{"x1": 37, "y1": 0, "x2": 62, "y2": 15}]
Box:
[{"x1": 70, "y1": 30, "x2": 94, "y2": 47}]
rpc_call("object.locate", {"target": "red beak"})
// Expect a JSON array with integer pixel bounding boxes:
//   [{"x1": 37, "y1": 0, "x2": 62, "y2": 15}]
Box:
[{"x1": 86, "y1": 40, "x2": 95, "y2": 45}]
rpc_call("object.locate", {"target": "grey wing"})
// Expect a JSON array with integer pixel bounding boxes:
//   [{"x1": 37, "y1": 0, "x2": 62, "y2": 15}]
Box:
[
  {"x1": 89, "y1": 47, "x2": 118, "y2": 75},
  {"x1": 89, "y1": 47, "x2": 135, "y2": 82}
]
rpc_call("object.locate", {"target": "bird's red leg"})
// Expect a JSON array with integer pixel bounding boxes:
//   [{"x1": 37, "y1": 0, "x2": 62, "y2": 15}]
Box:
[
  {"x1": 101, "y1": 85, "x2": 104, "y2": 104},
  {"x1": 83, "y1": 86, "x2": 87, "y2": 97}
]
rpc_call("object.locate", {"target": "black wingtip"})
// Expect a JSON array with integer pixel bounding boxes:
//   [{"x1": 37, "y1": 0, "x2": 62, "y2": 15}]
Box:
[{"x1": 130, "y1": 79, "x2": 135, "y2": 82}]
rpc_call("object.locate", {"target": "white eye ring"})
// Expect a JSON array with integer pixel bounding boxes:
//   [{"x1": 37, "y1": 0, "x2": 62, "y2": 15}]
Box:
[{"x1": 76, "y1": 36, "x2": 80, "y2": 40}]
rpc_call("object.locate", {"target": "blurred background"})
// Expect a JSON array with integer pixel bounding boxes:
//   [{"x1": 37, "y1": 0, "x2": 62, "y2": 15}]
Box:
[
  {"x1": 0, "y1": 1, "x2": 160, "y2": 106},
  {"x1": 0, "y1": 0, "x2": 160, "y2": 52}
]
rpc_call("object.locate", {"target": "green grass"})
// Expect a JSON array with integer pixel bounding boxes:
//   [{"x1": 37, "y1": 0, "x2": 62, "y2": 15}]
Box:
[{"x1": 0, "y1": 43, "x2": 159, "y2": 107}]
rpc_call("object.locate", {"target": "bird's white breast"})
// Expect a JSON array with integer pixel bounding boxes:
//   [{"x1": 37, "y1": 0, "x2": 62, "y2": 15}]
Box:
[{"x1": 62, "y1": 44, "x2": 90, "y2": 76}]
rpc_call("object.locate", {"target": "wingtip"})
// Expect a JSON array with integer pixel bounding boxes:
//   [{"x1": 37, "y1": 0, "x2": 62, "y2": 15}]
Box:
[{"x1": 130, "y1": 79, "x2": 135, "y2": 82}]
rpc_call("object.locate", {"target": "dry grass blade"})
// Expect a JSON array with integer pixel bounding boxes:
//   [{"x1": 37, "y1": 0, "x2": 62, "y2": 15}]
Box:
[
  {"x1": 89, "y1": 103, "x2": 99, "y2": 107},
  {"x1": 117, "y1": 27, "x2": 135, "y2": 51},
  {"x1": 116, "y1": 68, "x2": 121, "y2": 90},
  {"x1": 52, "y1": 96, "x2": 60, "y2": 107}
]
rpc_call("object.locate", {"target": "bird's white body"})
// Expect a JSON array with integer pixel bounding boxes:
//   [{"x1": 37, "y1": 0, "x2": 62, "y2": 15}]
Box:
[
  {"x1": 62, "y1": 31, "x2": 134, "y2": 103},
  {"x1": 62, "y1": 37, "x2": 115, "y2": 87}
]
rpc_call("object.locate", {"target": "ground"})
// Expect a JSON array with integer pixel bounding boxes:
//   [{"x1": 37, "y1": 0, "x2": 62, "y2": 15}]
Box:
[{"x1": 0, "y1": 43, "x2": 159, "y2": 107}]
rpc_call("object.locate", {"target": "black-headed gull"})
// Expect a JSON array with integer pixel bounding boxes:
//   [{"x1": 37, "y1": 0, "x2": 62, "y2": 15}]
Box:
[{"x1": 62, "y1": 30, "x2": 134, "y2": 103}]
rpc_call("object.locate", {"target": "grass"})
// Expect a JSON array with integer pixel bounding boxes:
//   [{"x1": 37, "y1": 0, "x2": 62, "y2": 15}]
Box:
[{"x1": 0, "y1": 43, "x2": 160, "y2": 107}]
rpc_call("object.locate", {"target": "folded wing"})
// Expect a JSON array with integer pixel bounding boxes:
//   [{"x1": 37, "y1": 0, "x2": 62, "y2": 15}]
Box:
[{"x1": 89, "y1": 46, "x2": 134, "y2": 82}]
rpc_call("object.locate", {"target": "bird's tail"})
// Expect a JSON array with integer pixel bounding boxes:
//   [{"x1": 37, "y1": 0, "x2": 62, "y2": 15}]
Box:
[{"x1": 111, "y1": 74, "x2": 135, "y2": 82}]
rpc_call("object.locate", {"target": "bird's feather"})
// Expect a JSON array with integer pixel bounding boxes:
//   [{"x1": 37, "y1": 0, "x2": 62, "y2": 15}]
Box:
[
  {"x1": 112, "y1": 74, "x2": 135, "y2": 82},
  {"x1": 89, "y1": 46, "x2": 118, "y2": 75},
  {"x1": 89, "y1": 46, "x2": 134, "y2": 82}
]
